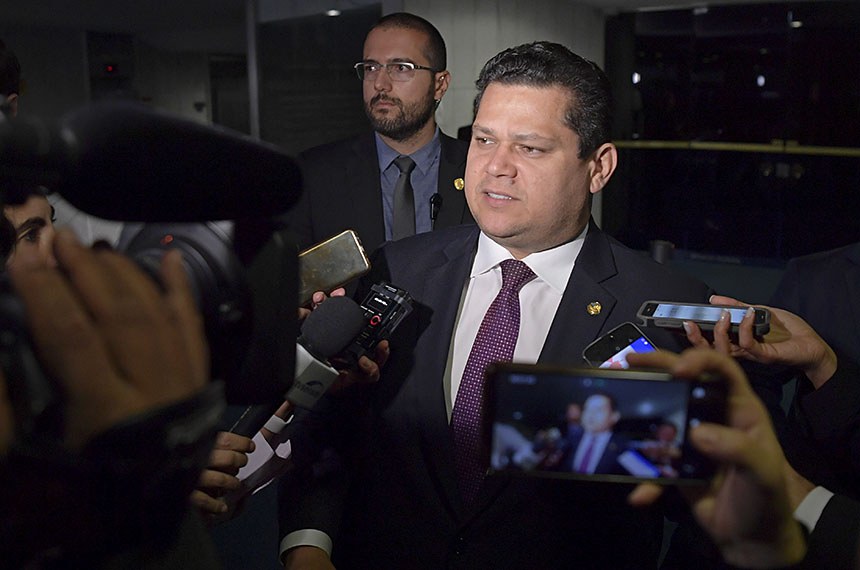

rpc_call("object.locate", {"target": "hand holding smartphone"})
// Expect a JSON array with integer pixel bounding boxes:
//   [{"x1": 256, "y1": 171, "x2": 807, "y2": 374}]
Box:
[
  {"x1": 637, "y1": 301, "x2": 770, "y2": 337},
  {"x1": 486, "y1": 363, "x2": 727, "y2": 484},
  {"x1": 298, "y1": 230, "x2": 370, "y2": 306}
]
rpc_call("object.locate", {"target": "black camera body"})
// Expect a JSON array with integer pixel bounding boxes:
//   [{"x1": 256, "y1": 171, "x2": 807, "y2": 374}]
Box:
[{"x1": 343, "y1": 282, "x2": 412, "y2": 363}]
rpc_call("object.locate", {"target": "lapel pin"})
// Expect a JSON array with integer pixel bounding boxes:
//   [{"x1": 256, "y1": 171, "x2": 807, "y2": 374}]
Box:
[
  {"x1": 587, "y1": 301, "x2": 602, "y2": 316},
  {"x1": 454, "y1": 178, "x2": 465, "y2": 191}
]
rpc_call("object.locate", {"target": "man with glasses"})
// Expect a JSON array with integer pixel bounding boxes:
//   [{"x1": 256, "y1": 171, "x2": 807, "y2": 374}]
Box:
[{"x1": 286, "y1": 12, "x2": 472, "y2": 254}]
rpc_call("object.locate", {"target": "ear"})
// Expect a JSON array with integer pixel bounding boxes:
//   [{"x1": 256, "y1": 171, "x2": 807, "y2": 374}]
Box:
[
  {"x1": 433, "y1": 70, "x2": 450, "y2": 102},
  {"x1": 4, "y1": 93, "x2": 18, "y2": 118},
  {"x1": 610, "y1": 411, "x2": 621, "y2": 425},
  {"x1": 588, "y1": 142, "x2": 618, "y2": 195}
]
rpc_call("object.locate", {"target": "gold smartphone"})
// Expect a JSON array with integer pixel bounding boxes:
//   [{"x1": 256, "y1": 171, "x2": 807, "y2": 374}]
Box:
[{"x1": 298, "y1": 230, "x2": 370, "y2": 306}]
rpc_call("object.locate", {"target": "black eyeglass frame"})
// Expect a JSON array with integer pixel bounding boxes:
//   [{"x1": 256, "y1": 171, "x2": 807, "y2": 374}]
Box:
[{"x1": 353, "y1": 61, "x2": 439, "y2": 81}]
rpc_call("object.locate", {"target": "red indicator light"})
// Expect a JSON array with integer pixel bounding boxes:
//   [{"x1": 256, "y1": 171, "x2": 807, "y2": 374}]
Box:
[
  {"x1": 160, "y1": 234, "x2": 174, "y2": 246},
  {"x1": 370, "y1": 315, "x2": 381, "y2": 326},
  {"x1": 104, "y1": 64, "x2": 116, "y2": 73}
]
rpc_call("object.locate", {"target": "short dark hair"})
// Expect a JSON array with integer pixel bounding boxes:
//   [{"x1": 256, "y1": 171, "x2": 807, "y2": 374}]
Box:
[
  {"x1": 473, "y1": 41, "x2": 612, "y2": 158},
  {"x1": 372, "y1": 13, "x2": 447, "y2": 71},
  {"x1": 584, "y1": 391, "x2": 618, "y2": 412},
  {"x1": 0, "y1": 39, "x2": 21, "y2": 97}
]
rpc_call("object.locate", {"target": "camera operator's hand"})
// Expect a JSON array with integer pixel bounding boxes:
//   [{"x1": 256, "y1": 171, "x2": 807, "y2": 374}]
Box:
[
  {"x1": 685, "y1": 295, "x2": 837, "y2": 389},
  {"x1": 9, "y1": 229, "x2": 209, "y2": 449},
  {"x1": 626, "y1": 349, "x2": 806, "y2": 569},
  {"x1": 191, "y1": 431, "x2": 255, "y2": 519}
]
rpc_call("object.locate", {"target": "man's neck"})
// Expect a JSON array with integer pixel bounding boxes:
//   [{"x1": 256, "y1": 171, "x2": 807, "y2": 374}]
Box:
[{"x1": 377, "y1": 119, "x2": 437, "y2": 155}]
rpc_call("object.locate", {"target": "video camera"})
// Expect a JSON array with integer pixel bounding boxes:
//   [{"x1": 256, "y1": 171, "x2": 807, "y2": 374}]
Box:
[{"x1": 0, "y1": 101, "x2": 303, "y2": 437}]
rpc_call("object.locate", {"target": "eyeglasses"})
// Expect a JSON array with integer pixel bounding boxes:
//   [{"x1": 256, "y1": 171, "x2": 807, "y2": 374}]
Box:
[{"x1": 354, "y1": 61, "x2": 437, "y2": 82}]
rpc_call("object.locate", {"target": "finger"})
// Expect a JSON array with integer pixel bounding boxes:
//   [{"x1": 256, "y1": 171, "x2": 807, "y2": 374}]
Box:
[
  {"x1": 736, "y1": 307, "x2": 759, "y2": 353},
  {"x1": 330, "y1": 288, "x2": 346, "y2": 298},
  {"x1": 215, "y1": 431, "x2": 256, "y2": 453},
  {"x1": 190, "y1": 489, "x2": 229, "y2": 515},
  {"x1": 197, "y1": 468, "x2": 242, "y2": 493},
  {"x1": 709, "y1": 295, "x2": 745, "y2": 307},
  {"x1": 682, "y1": 321, "x2": 710, "y2": 348},
  {"x1": 160, "y1": 249, "x2": 209, "y2": 391},
  {"x1": 207, "y1": 449, "x2": 249, "y2": 474},
  {"x1": 712, "y1": 310, "x2": 733, "y2": 355},
  {"x1": 374, "y1": 340, "x2": 390, "y2": 369},
  {"x1": 356, "y1": 356, "x2": 380, "y2": 383},
  {"x1": 671, "y1": 348, "x2": 755, "y2": 399},
  {"x1": 689, "y1": 423, "x2": 772, "y2": 472},
  {"x1": 626, "y1": 349, "x2": 679, "y2": 370},
  {"x1": 627, "y1": 483, "x2": 664, "y2": 507}
]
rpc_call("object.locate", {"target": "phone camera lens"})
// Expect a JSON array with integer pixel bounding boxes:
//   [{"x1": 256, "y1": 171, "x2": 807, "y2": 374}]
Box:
[{"x1": 692, "y1": 387, "x2": 706, "y2": 399}]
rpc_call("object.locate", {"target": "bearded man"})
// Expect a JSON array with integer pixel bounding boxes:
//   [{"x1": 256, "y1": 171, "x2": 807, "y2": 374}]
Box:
[{"x1": 286, "y1": 12, "x2": 472, "y2": 254}]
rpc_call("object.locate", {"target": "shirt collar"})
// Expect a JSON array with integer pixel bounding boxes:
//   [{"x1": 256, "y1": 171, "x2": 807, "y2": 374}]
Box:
[
  {"x1": 375, "y1": 128, "x2": 441, "y2": 176},
  {"x1": 472, "y1": 226, "x2": 588, "y2": 294}
]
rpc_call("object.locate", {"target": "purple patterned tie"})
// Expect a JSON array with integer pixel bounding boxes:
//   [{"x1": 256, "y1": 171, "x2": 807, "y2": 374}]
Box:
[
  {"x1": 452, "y1": 259, "x2": 537, "y2": 504},
  {"x1": 577, "y1": 436, "x2": 596, "y2": 473}
]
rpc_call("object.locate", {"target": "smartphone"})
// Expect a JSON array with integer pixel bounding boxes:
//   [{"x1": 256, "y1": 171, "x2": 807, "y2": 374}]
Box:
[
  {"x1": 298, "y1": 230, "x2": 370, "y2": 306},
  {"x1": 582, "y1": 322, "x2": 656, "y2": 368},
  {"x1": 485, "y1": 362, "x2": 727, "y2": 484},
  {"x1": 637, "y1": 300, "x2": 770, "y2": 337}
]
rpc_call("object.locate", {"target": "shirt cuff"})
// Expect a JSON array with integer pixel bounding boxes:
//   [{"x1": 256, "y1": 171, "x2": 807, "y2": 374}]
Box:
[
  {"x1": 793, "y1": 485, "x2": 834, "y2": 533},
  {"x1": 279, "y1": 529, "x2": 333, "y2": 561}
]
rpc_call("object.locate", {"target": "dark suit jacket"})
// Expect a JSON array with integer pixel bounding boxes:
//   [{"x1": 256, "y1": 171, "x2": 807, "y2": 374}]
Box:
[
  {"x1": 802, "y1": 492, "x2": 860, "y2": 569},
  {"x1": 770, "y1": 242, "x2": 860, "y2": 364},
  {"x1": 766, "y1": 244, "x2": 860, "y2": 499},
  {"x1": 280, "y1": 222, "x2": 713, "y2": 569},
  {"x1": 560, "y1": 431, "x2": 628, "y2": 475},
  {"x1": 285, "y1": 131, "x2": 472, "y2": 253}
]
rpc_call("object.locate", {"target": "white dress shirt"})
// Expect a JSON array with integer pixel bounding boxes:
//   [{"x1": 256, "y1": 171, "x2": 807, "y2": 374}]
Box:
[{"x1": 445, "y1": 230, "x2": 586, "y2": 418}]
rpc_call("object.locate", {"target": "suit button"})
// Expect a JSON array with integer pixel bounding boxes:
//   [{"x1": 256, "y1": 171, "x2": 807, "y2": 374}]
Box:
[{"x1": 452, "y1": 536, "x2": 466, "y2": 555}]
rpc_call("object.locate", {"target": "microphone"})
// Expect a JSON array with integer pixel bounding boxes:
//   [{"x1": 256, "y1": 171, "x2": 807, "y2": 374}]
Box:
[
  {"x1": 229, "y1": 296, "x2": 365, "y2": 437},
  {"x1": 0, "y1": 102, "x2": 303, "y2": 220},
  {"x1": 430, "y1": 193, "x2": 443, "y2": 226}
]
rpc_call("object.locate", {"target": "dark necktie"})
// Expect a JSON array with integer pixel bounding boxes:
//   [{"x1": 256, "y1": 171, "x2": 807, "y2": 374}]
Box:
[
  {"x1": 391, "y1": 155, "x2": 416, "y2": 240},
  {"x1": 577, "y1": 436, "x2": 596, "y2": 473},
  {"x1": 451, "y1": 259, "x2": 537, "y2": 504}
]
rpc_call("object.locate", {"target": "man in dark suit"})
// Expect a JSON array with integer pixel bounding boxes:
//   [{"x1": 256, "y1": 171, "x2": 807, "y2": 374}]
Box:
[
  {"x1": 770, "y1": 242, "x2": 860, "y2": 365},
  {"x1": 559, "y1": 392, "x2": 628, "y2": 475},
  {"x1": 286, "y1": 13, "x2": 472, "y2": 254},
  {"x1": 279, "y1": 41, "x2": 713, "y2": 569}
]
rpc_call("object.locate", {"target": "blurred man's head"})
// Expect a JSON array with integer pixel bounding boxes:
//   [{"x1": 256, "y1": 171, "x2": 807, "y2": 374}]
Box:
[
  {"x1": 0, "y1": 39, "x2": 21, "y2": 118},
  {"x1": 581, "y1": 392, "x2": 620, "y2": 434}
]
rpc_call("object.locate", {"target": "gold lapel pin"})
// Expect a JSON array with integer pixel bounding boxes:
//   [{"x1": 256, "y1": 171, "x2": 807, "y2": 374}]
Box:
[
  {"x1": 454, "y1": 178, "x2": 465, "y2": 191},
  {"x1": 586, "y1": 301, "x2": 602, "y2": 316}
]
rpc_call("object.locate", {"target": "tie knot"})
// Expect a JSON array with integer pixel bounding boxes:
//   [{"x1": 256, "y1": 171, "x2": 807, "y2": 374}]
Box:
[
  {"x1": 393, "y1": 155, "x2": 416, "y2": 175},
  {"x1": 499, "y1": 259, "x2": 536, "y2": 293}
]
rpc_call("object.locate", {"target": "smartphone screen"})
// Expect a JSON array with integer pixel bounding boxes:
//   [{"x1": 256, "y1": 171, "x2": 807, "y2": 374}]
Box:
[
  {"x1": 599, "y1": 335, "x2": 655, "y2": 369},
  {"x1": 652, "y1": 303, "x2": 748, "y2": 325},
  {"x1": 582, "y1": 322, "x2": 656, "y2": 369},
  {"x1": 486, "y1": 364, "x2": 725, "y2": 484}
]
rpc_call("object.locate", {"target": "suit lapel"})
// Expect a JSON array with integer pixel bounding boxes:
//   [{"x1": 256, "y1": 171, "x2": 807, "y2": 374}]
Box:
[
  {"x1": 540, "y1": 222, "x2": 618, "y2": 364},
  {"x1": 348, "y1": 134, "x2": 386, "y2": 250},
  {"x1": 435, "y1": 134, "x2": 471, "y2": 229},
  {"x1": 408, "y1": 230, "x2": 479, "y2": 520}
]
